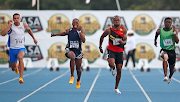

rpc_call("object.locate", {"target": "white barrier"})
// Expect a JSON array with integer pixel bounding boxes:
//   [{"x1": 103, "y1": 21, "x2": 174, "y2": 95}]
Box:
[{"x1": 47, "y1": 58, "x2": 59, "y2": 69}]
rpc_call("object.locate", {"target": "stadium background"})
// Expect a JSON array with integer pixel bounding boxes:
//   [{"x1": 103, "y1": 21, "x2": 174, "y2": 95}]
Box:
[{"x1": 0, "y1": 10, "x2": 180, "y2": 68}]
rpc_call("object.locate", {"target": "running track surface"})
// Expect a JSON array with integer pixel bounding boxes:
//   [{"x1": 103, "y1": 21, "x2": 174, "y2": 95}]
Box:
[{"x1": 0, "y1": 68, "x2": 180, "y2": 102}]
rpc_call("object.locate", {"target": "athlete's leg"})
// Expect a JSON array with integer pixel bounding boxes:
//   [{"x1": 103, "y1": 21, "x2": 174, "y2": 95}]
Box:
[
  {"x1": 10, "y1": 62, "x2": 17, "y2": 71},
  {"x1": 68, "y1": 51, "x2": 76, "y2": 77},
  {"x1": 169, "y1": 65, "x2": 175, "y2": 78},
  {"x1": 75, "y1": 59, "x2": 82, "y2": 81},
  {"x1": 115, "y1": 64, "x2": 122, "y2": 89},
  {"x1": 162, "y1": 52, "x2": 168, "y2": 77},
  {"x1": 108, "y1": 58, "x2": 115, "y2": 70},
  {"x1": 17, "y1": 51, "x2": 25, "y2": 78}
]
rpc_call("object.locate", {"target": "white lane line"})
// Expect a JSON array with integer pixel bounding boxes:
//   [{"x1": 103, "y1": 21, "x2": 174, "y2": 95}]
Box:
[
  {"x1": 17, "y1": 69, "x2": 70, "y2": 102},
  {"x1": 129, "y1": 70, "x2": 152, "y2": 102},
  {"x1": 158, "y1": 69, "x2": 180, "y2": 83},
  {"x1": 84, "y1": 68, "x2": 101, "y2": 102},
  {"x1": 0, "y1": 68, "x2": 10, "y2": 74},
  {"x1": 0, "y1": 68, "x2": 42, "y2": 85}
]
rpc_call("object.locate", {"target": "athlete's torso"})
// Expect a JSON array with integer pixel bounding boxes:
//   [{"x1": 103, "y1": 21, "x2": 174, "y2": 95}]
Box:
[
  {"x1": 66, "y1": 28, "x2": 82, "y2": 51},
  {"x1": 107, "y1": 26, "x2": 124, "y2": 52},
  {"x1": 8, "y1": 22, "x2": 25, "y2": 49},
  {"x1": 160, "y1": 27, "x2": 175, "y2": 50}
]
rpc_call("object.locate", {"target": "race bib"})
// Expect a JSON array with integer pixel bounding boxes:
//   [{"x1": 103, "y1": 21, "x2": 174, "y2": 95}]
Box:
[
  {"x1": 163, "y1": 39, "x2": 173, "y2": 46},
  {"x1": 14, "y1": 38, "x2": 24, "y2": 46},
  {"x1": 69, "y1": 41, "x2": 79, "y2": 48},
  {"x1": 113, "y1": 38, "x2": 121, "y2": 45}
]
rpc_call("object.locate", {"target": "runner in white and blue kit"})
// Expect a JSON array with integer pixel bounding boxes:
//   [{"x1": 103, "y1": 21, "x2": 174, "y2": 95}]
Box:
[
  {"x1": 51, "y1": 18, "x2": 85, "y2": 89},
  {"x1": 1, "y1": 13, "x2": 38, "y2": 84}
]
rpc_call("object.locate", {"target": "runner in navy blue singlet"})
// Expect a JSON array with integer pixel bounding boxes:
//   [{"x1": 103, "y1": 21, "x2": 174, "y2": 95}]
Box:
[{"x1": 51, "y1": 18, "x2": 85, "y2": 89}]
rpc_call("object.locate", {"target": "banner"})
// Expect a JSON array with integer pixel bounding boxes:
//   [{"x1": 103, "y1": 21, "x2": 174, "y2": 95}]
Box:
[{"x1": 0, "y1": 10, "x2": 180, "y2": 68}]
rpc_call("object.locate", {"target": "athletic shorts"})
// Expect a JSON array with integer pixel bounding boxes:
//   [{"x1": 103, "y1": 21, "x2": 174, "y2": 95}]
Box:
[
  {"x1": 9, "y1": 48, "x2": 25, "y2": 63},
  {"x1": 65, "y1": 48, "x2": 84, "y2": 59},
  {"x1": 107, "y1": 49, "x2": 123, "y2": 64},
  {"x1": 160, "y1": 49, "x2": 176, "y2": 65}
]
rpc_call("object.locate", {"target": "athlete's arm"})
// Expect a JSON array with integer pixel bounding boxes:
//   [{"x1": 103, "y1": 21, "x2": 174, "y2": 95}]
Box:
[
  {"x1": 172, "y1": 25, "x2": 179, "y2": 44},
  {"x1": 174, "y1": 29, "x2": 179, "y2": 44},
  {"x1": 119, "y1": 27, "x2": 127, "y2": 45},
  {"x1": 1, "y1": 20, "x2": 12, "y2": 36},
  {"x1": 154, "y1": 29, "x2": 160, "y2": 47},
  {"x1": 78, "y1": 26, "x2": 85, "y2": 43},
  {"x1": 99, "y1": 28, "x2": 110, "y2": 53},
  {"x1": 23, "y1": 23, "x2": 38, "y2": 45},
  {"x1": 51, "y1": 28, "x2": 69, "y2": 37}
]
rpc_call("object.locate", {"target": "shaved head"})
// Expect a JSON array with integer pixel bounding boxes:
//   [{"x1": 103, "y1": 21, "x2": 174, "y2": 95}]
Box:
[
  {"x1": 113, "y1": 15, "x2": 120, "y2": 19},
  {"x1": 113, "y1": 15, "x2": 121, "y2": 27}
]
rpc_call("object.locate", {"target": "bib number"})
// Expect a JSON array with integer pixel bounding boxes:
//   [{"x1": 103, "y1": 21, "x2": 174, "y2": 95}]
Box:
[
  {"x1": 163, "y1": 39, "x2": 173, "y2": 46},
  {"x1": 113, "y1": 38, "x2": 121, "y2": 45},
  {"x1": 69, "y1": 41, "x2": 79, "y2": 48},
  {"x1": 15, "y1": 38, "x2": 24, "y2": 45}
]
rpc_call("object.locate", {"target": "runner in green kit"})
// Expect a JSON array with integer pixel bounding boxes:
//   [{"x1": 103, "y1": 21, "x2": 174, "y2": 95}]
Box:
[{"x1": 154, "y1": 17, "x2": 179, "y2": 84}]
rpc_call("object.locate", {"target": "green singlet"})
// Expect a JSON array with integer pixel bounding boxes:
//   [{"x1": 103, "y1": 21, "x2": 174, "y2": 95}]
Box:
[{"x1": 160, "y1": 28, "x2": 175, "y2": 50}]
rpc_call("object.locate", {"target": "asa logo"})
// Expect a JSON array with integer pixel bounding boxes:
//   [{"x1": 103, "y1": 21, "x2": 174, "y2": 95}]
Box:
[
  {"x1": 47, "y1": 43, "x2": 68, "y2": 64},
  {"x1": 159, "y1": 17, "x2": 180, "y2": 32},
  {"x1": 0, "y1": 14, "x2": 12, "y2": 33},
  {"x1": 103, "y1": 17, "x2": 128, "y2": 30},
  {"x1": 24, "y1": 45, "x2": 43, "y2": 61},
  {"x1": 46, "y1": 14, "x2": 71, "y2": 34},
  {"x1": 0, "y1": 43, "x2": 9, "y2": 64},
  {"x1": 132, "y1": 14, "x2": 156, "y2": 36},
  {"x1": 21, "y1": 16, "x2": 43, "y2": 33},
  {"x1": 79, "y1": 14, "x2": 100, "y2": 36},
  {"x1": 135, "y1": 43, "x2": 156, "y2": 63},
  {"x1": 102, "y1": 46, "x2": 126, "y2": 60},
  {"x1": 158, "y1": 46, "x2": 180, "y2": 61},
  {"x1": 82, "y1": 42, "x2": 100, "y2": 64}
]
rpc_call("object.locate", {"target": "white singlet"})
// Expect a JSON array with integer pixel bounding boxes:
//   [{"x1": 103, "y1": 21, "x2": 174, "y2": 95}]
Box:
[{"x1": 8, "y1": 22, "x2": 25, "y2": 49}]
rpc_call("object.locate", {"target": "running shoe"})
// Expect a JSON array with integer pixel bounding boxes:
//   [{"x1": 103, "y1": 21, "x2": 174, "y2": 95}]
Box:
[
  {"x1": 114, "y1": 89, "x2": 121, "y2": 94},
  {"x1": 76, "y1": 80, "x2": 81, "y2": 89},
  {"x1": 69, "y1": 76, "x2": 74, "y2": 84},
  {"x1": 111, "y1": 68, "x2": 116, "y2": 76},
  {"x1": 15, "y1": 64, "x2": 19, "y2": 74},
  {"x1": 19, "y1": 77, "x2": 24, "y2": 84},
  {"x1": 163, "y1": 76, "x2": 168, "y2": 81},
  {"x1": 167, "y1": 75, "x2": 171, "y2": 84}
]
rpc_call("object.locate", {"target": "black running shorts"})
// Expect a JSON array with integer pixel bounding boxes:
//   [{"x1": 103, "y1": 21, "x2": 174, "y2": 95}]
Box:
[
  {"x1": 161, "y1": 49, "x2": 176, "y2": 66},
  {"x1": 107, "y1": 49, "x2": 123, "y2": 64}
]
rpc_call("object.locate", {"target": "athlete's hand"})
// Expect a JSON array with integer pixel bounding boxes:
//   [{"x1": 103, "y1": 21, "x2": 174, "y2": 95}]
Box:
[
  {"x1": 51, "y1": 33, "x2": 56, "y2": 37},
  {"x1": 154, "y1": 41, "x2": 157, "y2": 47},
  {"x1": 118, "y1": 39, "x2": 123, "y2": 44},
  {"x1": 34, "y1": 39, "x2": 38, "y2": 45},
  {"x1": 77, "y1": 26, "x2": 82, "y2": 31},
  {"x1": 99, "y1": 48, "x2": 103, "y2": 53},
  {"x1": 8, "y1": 20, "x2": 12, "y2": 25}
]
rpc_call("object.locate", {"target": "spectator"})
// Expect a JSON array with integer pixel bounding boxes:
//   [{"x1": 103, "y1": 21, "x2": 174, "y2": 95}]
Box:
[{"x1": 125, "y1": 30, "x2": 136, "y2": 69}]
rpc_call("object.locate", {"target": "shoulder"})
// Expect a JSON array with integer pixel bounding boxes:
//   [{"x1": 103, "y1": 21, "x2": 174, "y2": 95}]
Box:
[
  {"x1": 122, "y1": 27, "x2": 127, "y2": 35},
  {"x1": 157, "y1": 28, "x2": 161, "y2": 34},
  {"x1": 105, "y1": 28, "x2": 111, "y2": 32}
]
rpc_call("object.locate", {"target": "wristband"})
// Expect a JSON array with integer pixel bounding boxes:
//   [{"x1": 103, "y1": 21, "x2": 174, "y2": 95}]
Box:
[
  {"x1": 77, "y1": 30, "x2": 81, "y2": 34},
  {"x1": 99, "y1": 47, "x2": 102, "y2": 49}
]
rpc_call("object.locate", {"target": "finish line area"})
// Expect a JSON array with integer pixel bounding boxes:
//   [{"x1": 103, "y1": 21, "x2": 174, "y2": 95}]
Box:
[{"x1": 0, "y1": 68, "x2": 180, "y2": 102}]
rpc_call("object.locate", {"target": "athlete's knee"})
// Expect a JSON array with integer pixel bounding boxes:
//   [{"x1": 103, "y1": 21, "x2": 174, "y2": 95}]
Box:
[
  {"x1": 76, "y1": 67, "x2": 82, "y2": 71},
  {"x1": 163, "y1": 54, "x2": 168, "y2": 61},
  {"x1": 17, "y1": 56, "x2": 23, "y2": 60}
]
